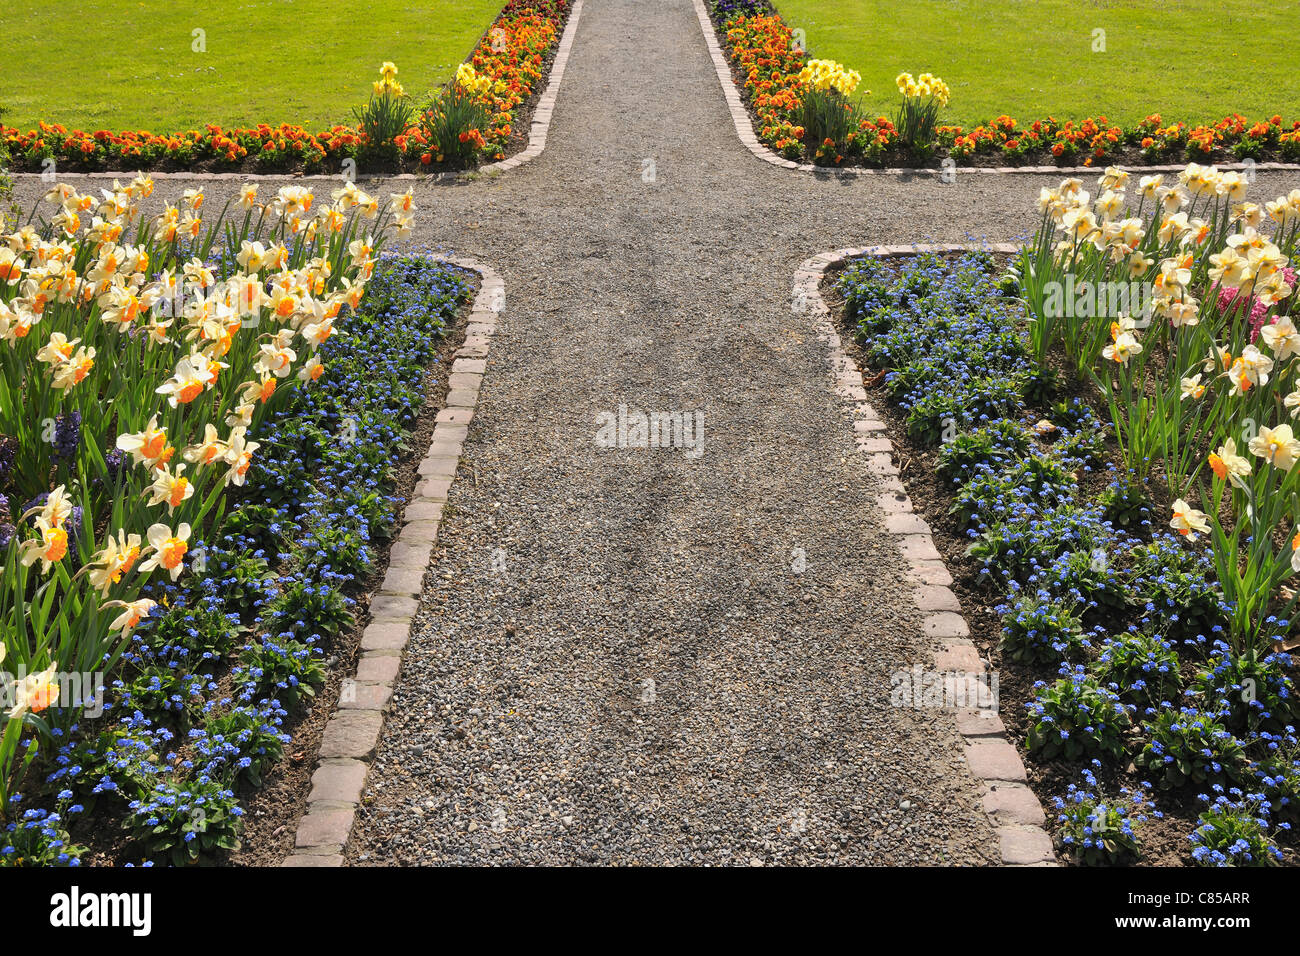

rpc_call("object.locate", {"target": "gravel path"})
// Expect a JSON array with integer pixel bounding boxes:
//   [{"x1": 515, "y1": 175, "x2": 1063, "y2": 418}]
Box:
[
  {"x1": 350, "y1": 0, "x2": 1004, "y2": 867},
  {"x1": 14, "y1": 0, "x2": 1300, "y2": 866}
]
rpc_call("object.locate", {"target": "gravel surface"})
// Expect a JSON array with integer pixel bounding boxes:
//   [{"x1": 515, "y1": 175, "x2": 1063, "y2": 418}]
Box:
[{"x1": 13, "y1": 0, "x2": 1300, "y2": 866}]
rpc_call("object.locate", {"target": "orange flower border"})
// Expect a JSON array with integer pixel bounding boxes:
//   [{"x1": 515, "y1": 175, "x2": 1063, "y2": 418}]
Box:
[
  {"x1": 717, "y1": 10, "x2": 897, "y2": 167},
  {"x1": 712, "y1": 4, "x2": 1300, "y2": 168}
]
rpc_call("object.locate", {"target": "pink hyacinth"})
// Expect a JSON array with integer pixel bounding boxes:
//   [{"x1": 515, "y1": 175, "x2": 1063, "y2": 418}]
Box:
[{"x1": 1214, "y1": 266, "x2": 1297, "y2": 341}]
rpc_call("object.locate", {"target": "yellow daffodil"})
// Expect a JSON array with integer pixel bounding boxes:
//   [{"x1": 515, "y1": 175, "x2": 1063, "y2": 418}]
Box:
[
  {"x1": 1208, "y1": 438, "x2": 1251, "y2": 488},
  {"x1": 51, "y1": 346, "x2": 95, "y2": 389},
  {"x1": 799, "y1": 59, "x2": 862, "y2": 96},
  {"x1": 156, "y1": 352, "x2": 225, "y2": 406},
  {"x1": 236, "y1": 240, "x2": 268, "y2": 273},
  {"x1": 7, "y1": 665, "x2": 59, "y2": 718},
  {"x1": 1249, "y1": 423, "x2": 1300, "y2": 471},
  {"x1": 145, "y1": 464, "x2": 194, "y2": 514},
  {"x1": 183, "y1": 423, "x2": 231, "y2": 468},
  {"x1": 1165, "y1": 296, "x2": 1200, "y2": 328},
  {"x1": 35, "y1": 331, "x2": 76, "y2": 366},
  {"x1": 1208, "y1": 247, "x2": 1250, "y2": 288},
  {"x1": 19, "y1": 518, "x2": 68, "y2": 573},
  {"x1": 116, "y1": 416, "x2": 174, "y2": 469},
  {"x1": 455, "y1": 63, "x2": 493, "y2": 96},
  {"x1": 1180, "y1": 374, "x2": 1205, "y2": 401},
  {"x1": 298, "y1": 356, "x2": 325, "y2": 383},
  {"x1": 1170, "y1": 499, "x2": 1210, "y2": 539},
  {"x1": 226, "y1": 402, "x2": 256, "y2": 430},
  {"x1": 87, "y1": 531, "x2": 143, "y2": 595},
  {"x1": 139, "y1": 522, "x2": 191, "y2": 581},
  {"x1": 1261, "y1": 316, "x2": 1300, "y2": 360},
  {"x1": 1102, "y1": 331, "x2": 1142, "y2": 364},
  {"x1": 103, "y1": 598, "x2": 156, "y2": 636},
  {"x1": 389, "y1": 189, "x2": 416, "y2": 215},
  {"x1": 1257, "y1": 271, "x2": 1294, "y2": 307},
  {"x1": 224, "y1": 429, "x2": 260, "y2": 487},
  {"x1": 300, "y1": 318, "x2": 333, "y2": 350},
  {"x1": 254, "y1": 341, "x2": 297, "y2": 378}
]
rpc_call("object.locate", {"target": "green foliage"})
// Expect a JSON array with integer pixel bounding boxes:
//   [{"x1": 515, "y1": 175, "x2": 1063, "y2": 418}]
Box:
[
  {"x1": 202, "y1": 703, "x2": 289, "y2": 787},
  {"x1": 264, "y1": 578, "x2": 354, "y2": 640},
  {"x1": 1053, "y1": 767, "x2": 1153, "y2": 866},
  {"x1": 1094, "y1": 632, "x2": 1181, "y2": 709},
  {"x1": 235, "y1": 636, "x2": 326, "y2": 709},
  {"x1": 1190, "y1": 794, "x2": 1284, "y2": 866},
  {"x1": 125, "y1": 778, "x2": 243, "y2": 866},
  {"x1": 1191, "y1": 649, "x2": 1298, "y2": 736},
  {"x1": 354, "y1": 88, "x2": 416, "y2": 163},
  {"x1": 0, "y1": 803, "x2": 85, "y2": 866},
  {"x1": 999, "y1": 591, "x2": 1087, "y2": 665},
  {"x1": 1135, "y1": 708, "x2": 1247, "y2": 789},
  {"x1": 420, "y1": 83, "x2": 489, "y2": 166},
  {"x1": 116, "y1": 666, "x2": 211, "y2": 725},
  {"x1": 936, "y1": 421, "x2": 1031, "y2": 487},
  {"x1": 1099, "y1": 480, "x2": 1153, "y2": 532},
  {"x1": 793, "y1": 86, "x2": 863, "y2": 157},
  {"x1": 1127, "y1": 537, "x2": 1223, "y2": 643},
  {"x1": 1026, "y1": 668, "x2": 1131, "y2": 761},
  {"x1": 139, "y1": 601, "x2": 242, "y2": 668}
]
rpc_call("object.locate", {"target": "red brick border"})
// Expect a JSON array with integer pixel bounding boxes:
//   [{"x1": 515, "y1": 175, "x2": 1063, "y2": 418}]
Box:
[
  {"x1": 4, "y1": 0, "x2": 583, "y2": 185},
  {"x1": 695, "y1": 0, "x2": 1300, "y2": 180},
  {"x1": 281, "y1": 255, "x2": 505, "y2": 867},
  {"x1": 795, "y1": 243, "x2": 1057, "y2": 866}
]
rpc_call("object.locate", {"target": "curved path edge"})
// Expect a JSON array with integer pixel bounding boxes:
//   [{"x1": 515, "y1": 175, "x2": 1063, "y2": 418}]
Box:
[
  {"x1": 2, "y1": 0, "x2": 584, "y2": 186},
  {"x1": 796, "y1": 243, "x2": 1058, "y2": 866},
  {"x1": 281, "y1": 254, "x2": 505, "y2": 868},
  {"x1": 693, "y1": 0, "x2": 1300, "y2": 180}
]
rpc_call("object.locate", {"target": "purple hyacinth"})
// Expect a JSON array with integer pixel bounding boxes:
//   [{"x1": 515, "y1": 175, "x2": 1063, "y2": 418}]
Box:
[
  {"x1": 0, "y1": 496, "x2": 12, "y2": 551},
  {"x1": 52, "y1": 412, "x2": 82, "y2": 464},
  {"x1": 0, "y1": 435, "x2": 14, "y2": 483}
]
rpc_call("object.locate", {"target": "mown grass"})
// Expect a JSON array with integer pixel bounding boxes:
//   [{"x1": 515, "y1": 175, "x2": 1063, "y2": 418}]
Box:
[
  {"x1": 0, "y1": 0, "x2": 505, "y2": 131},
  {"x1": 776, "y1": 0, "x2": 1300, "y2": 127}
]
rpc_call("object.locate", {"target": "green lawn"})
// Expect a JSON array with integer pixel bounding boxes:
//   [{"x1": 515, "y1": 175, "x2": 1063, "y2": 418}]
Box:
[
  {"x1": 777, "y1": 0, "x2": 1300, "y2": 127},
  {"x1": 0, "y1": 0, "x2": 504, "y2": 132}
]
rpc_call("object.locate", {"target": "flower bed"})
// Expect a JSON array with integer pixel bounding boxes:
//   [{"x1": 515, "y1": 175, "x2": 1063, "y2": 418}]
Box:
[
  {"x1": 0, "y1": 177, "x2": 473, "y2": 864},
  {"x1": 0, "y1": 0, "x2": 571, "y2": 174},
  {"x1": 708, "y1": 0, "x2": 1300, "y2": 169},
  {"x1": 832, "y1": 166, "x2": 1300, "y2": 864}
]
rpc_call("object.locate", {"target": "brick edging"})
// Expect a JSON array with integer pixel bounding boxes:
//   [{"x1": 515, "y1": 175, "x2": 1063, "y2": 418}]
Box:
[
  {"x1": 4, "y1": 0, "x2": 584, "y2": 185},
  {"x1": 693, "y1": 0, "x2": 1300, "y2": 180},
  {"x1": 281, "y1": 255, "x2": 504, "y2": 867},
  {"x1": 795, "y1": 243, "x2": 1058, "y2": 867}
]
